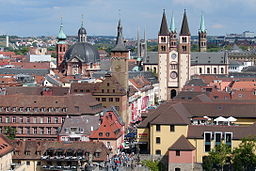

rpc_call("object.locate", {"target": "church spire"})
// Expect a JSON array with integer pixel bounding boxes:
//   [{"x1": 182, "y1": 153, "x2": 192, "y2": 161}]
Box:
[
  {"x1": 112, "y1": 19, "x2": 128, "y2": 52},
  {"x1": 170, "y1": 12, "x2": 176, "y2": 33},
  {"x1": 57, "y1": 17, "x2": 67, "y2": 41},
  {"x1": 180, "y1": 9, "x2": 190, "y2": 36},
  {"x1": 199, "y1": 14, "x2": 206, "y2": 32},
  {"x1": 159, "y1": 9, "x2": 169, "y2": 36}
]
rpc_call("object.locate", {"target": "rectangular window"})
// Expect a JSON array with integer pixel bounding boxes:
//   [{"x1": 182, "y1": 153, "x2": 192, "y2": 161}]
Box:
[
  {"x1": 33, "y1": 127, "x2": 37, "y2": 134},
  {"x1": 40, "y1": 128, "x2": 44, "y2": 134},
  {"x1": 102, "y1": 98, "x2": 106, "y2": 102},
  {"x1": 215, "y1": 132, "x2": 222, "y2": 146},
  {"x1": 26, "y1": 117, "x2": 30, "y2": 123},
  {"x1": 26, "y1": 161, "x2": 30, "y2": 165},
  {"x1": 62, "y1": 117, "x2": 65, "y2": 123},
  {"x1": 6, "y1": 117, "x2": 10, "y2": 123},
  {"x1": 170, "y1": 125, "x2": 175, "y2": 132},
  {"x1": 96, "y1": 98, "x2": 100, "y2": 101},
  {"x1": 33, "y1": 117, "x2": 37, "y2": 123},
  {"x1": 20, "y1": 117, "x2": 23, "y2": 123},
  {"x1": 109, "y1": 98, "x2": 113, "y2": 102},
  {"x1": 155, "y1": 150, "x2": 161, "y2": 155},
  {"x1": 26, "y1": 127, "x2": 30, "y2": 135},
  {"x1": 225, "y1": 132, "x2": 232, "y2": 148},
  {"x1": 54, "y1": 117, "x2": 58, "y2": 123},
  {"x1": 156, "y1": 124, "x2": 161, "y2": 132},
  {"x1": 12, "y1": 116, "x2": 16, "y2": 123},
  {"x1": 47, "y1": 117, "x2": 51, "y2": 123},
  {"x1": 40, "y1": 117, "x2": 43, "y2": 123},
  {"x1": 156, "y1": 137, "x2": 161, "y2": 144},
  {"x1": 0, "y1": 116, "x2": 2, "y2": 123},
  {"x1": 115, "y1": 98, "x2": 120, "y2": 102},
  {"x1": 204, "y1": 132, "x2": 212, "y2": 152},
  {"x1": 47, "y1": 128, "x2": 51, "y2": 134},
  {"x1": 176, "y1": 150, "x2": 180, "y2": 156}
]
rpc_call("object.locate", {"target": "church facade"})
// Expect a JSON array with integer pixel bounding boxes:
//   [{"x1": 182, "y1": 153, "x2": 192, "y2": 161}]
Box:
[
  {"x1": 157, "y1": 10, "x2": 228, "y2": 101},
  {"x1": 56, "y1": 21, "x2": 100, "y2": 76}
]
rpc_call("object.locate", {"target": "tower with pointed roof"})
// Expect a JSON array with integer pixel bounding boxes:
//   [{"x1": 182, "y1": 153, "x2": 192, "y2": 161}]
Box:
[
  {"x1": 178, "y1": 9, "x2": 191, "y2": 91},
  {"x1": 170, "y1": 13, "x2": 177, "y2": 51},
  {"x1": 158, "y1": 10, "x2": 170, "y2": 100},
  {"x1": 56, "y1": 19, "x2": 68, "y2": 68},
  {"x1": 198, "y1": 14, "x2": 207, "y2": 52},
  {"x1": 110, "y1": 19, "x2": 129, "y2": 124}
]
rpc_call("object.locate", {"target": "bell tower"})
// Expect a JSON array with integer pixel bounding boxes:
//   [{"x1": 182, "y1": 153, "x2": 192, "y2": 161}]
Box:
[
  {"x1": 111, "y1": 19, "x2": 129, "y2": 91},
  {"x1": 158, "y1": 10, "x2": 170, "y2": 101},
  {"x1": 198, "y1": 14, "x2": 207, "y2": 52},
  {"x1": 56, "y1": 18, "x2": 68, "y2": 68},
  {"x1": 178, "y1": 9, "x2": 191, "y2": 90}
]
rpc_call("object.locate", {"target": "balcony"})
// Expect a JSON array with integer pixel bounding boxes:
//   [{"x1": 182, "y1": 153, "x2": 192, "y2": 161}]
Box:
[
  {"x1": 41, "y1": 155, "x2": 86, "y2": 161},
  {"x1": 42, "y1": 165, "x2": 79, "y2": 170}
]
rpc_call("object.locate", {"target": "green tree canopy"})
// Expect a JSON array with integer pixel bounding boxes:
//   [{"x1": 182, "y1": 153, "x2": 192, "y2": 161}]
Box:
[{"x1": 232, "y1": 137, "x2": 256, "y2": 171}]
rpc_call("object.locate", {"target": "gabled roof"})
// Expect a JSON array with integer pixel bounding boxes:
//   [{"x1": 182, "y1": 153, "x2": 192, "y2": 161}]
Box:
[
  {"x1": 180, "y1": 10, "x2": 190, "y2": 36},
  {"x1": 0, "y1": 134, "x2": 13, "y2": 157},
  {"x1": 159, "y1": 10, "x2": 169, "y2": 36},
  {"x1": 168, "y1": 135, "x2": 195, "y2": 151}
]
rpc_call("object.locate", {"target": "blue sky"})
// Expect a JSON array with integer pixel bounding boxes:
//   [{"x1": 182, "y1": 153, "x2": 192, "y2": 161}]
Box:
[{"x1": 0, "y1": 0, "x2": 255, "y2": 38}]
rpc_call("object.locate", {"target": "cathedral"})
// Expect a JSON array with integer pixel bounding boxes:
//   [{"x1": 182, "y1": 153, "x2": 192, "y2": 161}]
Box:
[
  {"x1": 56, "y1": 21, "x2": 100, "y2": 76},
  {"x1": 157, "y1": 10, "x2": 228, "y2": 101}
]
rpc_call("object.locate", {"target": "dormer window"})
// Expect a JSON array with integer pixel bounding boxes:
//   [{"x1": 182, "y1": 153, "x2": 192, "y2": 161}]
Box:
[
  {"x1": 26, "y1": 107, "x2": 31, "y2": 112},
  {"x1": 19, "y1": 107, "x2": 23, "y2": 112},
  {"x1": 94, "y1": 152, "x2": 100, "y2": 158},
  {"x1": 99, "y1": 132, "x2": 103, "y2": 137}
]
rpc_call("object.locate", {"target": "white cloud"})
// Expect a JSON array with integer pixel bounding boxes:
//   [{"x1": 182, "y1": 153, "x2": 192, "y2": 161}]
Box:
[{"x1": 211, "y1": 24, "x2": 225, "y2": 29}]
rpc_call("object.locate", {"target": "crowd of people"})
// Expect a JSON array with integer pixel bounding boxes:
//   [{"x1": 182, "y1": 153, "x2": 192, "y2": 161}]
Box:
[{"x1": 106, "y1": 152, "x2": 138, "y2": 170}]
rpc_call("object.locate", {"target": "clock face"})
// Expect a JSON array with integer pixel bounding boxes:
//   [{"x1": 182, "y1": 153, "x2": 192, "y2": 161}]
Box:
[
  {"x1": 170, "y1": 71, "x2": 178, "y2": 79},
  {"x1": 115, "y1": 65, "x2": 121, "y2": 72},
  {"x1": 171, "y1": 53, "x2": 177, "y2": 59}
]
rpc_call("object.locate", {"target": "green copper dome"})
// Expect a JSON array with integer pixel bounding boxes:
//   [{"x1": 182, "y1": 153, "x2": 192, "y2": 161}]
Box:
[{"x1": 57, "y1": 24, "x2": 67, "y2": 40}]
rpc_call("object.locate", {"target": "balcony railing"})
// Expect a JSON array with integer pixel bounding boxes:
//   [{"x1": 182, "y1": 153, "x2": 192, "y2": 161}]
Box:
[
  {"x1": 42, "y1": 165, "x2": 79, "y2": 170},
  {"x1": 41, "y1": 155, "x2": 85, "y2": 161}
]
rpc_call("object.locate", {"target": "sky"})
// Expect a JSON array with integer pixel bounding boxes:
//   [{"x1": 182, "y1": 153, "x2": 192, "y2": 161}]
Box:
[{"x1": 0, "y1": 0, "x2": 256, "y2": 39}]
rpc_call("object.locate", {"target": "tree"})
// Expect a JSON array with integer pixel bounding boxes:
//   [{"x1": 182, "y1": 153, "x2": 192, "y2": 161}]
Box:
[
  {"x1": 203, "y1": 143, "x2": 231, "y2": 171},
  {"x1": 141, "y1": 160, "x2": 160, "y2": 171},
  {"x1": 232, "y1": 138, "x2": 256, "y2": 171},
  {"x1": 4, "y1": 126, "x2": 16, "y2": 140}
]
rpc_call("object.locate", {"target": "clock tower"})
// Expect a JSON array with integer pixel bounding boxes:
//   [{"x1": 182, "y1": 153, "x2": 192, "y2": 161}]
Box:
[
  {"x1": 110, "y1": 19, "x2": 129, "y2": 125},
  {"x1": 111, "y1": 19, "x2": 129, "y2": 92}
]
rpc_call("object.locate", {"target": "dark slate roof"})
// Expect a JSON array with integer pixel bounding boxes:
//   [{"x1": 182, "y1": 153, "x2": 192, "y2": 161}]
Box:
[
  {"x1": 59, "y1": 115, "x2": 100, "y2": 136},
  {"x1": 0, "y1": 68, "x2": 49, "y2": 76},
  {"x1": 168, "y1": 135, "x2": 195, "y2": 151},
  {"x1": 143, "y1": 52, "x2": 158, "y2": 65},
  {"x1": 78, "y1": 26, "x2": 86, "y2": 35},
  {"x1": 180, "y1": 10, "x2": 190, "y2": 36},
  {"x1": 191, "y1": 52, "x2": 228, "y2": 65},
  {"x1": 100, "y1": 60, "x2": 111, "y2": 71},
  {"x1": 159, "y1": 10, "x2": 169, "y2": 36},
  {"x1": 64, "y1": 42, "x2": 100, "y2": 63},
  {"x1": 91, "y1": 71, "x2": 159, "y2": 84},
  {"x1": 111, "y1": 20, "x2": 128, "y2": 52},
  {"x1": 241, "y1": 66, "x2": 256, "y2": 72},
  {"x1": 128, "y1": 71, "x2": 159, "y2": 84},
  {"x1": 174, "y1": 92, "x2": 206, "y2": 101},
  {"x1": 186, "y1": 78, "x2": 207, "y2": 86},
  {"x1": 230, "y1": 44, "x2": 243, "y2": 53},
  {"x1": 229, "y1": 60, "x2": 243, "y2": 66},
  {"x1": 187, "y1": 123, "x2": 256, "y2": 140}
]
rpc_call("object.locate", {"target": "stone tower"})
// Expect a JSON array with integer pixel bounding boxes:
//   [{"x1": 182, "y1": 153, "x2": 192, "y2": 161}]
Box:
[
  {"x1": 111, "y1": 19, "x2": 129, "y2": 91},
  {"x1": 178, "y1": 9, "x2": 191, "y2": 90},
  {"x1": 198, "y1": 14, "x2": 207, "y2": 52},
  {"x1": 111, "y1": 19, "x2": 129, "y2": 124},
  {"x1": 158, "y1": 10, "x2": 170, "y2": 101},
  {"x1": 56, "y1": 19, "x2": 68, "y2": 68}
]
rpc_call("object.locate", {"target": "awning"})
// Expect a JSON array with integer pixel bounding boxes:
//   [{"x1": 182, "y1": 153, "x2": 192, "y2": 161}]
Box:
[
  {"x1": 227, "y1": 116, "x2": 237, "y2": 122},
  {"x1": 214, "y1": 116, "x2": 228, "y2": 122}
]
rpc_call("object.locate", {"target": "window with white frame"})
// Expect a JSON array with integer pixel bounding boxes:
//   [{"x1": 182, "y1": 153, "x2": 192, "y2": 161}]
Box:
[{"x1": 204, "y1": 132, "x2": 212, "y2": 152}]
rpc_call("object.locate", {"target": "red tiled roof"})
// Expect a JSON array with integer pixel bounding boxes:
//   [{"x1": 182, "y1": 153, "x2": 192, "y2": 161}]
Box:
[{"x1": 0, "y1": 134, "x2": 14, "y2": 157}]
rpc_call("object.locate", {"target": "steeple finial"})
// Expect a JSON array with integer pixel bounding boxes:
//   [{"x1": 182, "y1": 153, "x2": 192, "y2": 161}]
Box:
[
  {"x1": 159, "y1": 9, "x2": 169, "y2": 36},
  {"x1": 170, "y1": 12, "x2": 176, "y2": 32},
  {"x1": 180, "y1": 9, "x2": 190, "y2": 36},
  {"x1": 81, "y1": 14, "x2": 84, "y2": 27},
  {"x1": 111, "y1": 18, "x2": 128, "y2": 52},
  {"x1": 199, "y1": 13, "x2": 206, "y2": 32},
  {"x1": 57, "y1": 17, "x2": 67, "y2": 40}
]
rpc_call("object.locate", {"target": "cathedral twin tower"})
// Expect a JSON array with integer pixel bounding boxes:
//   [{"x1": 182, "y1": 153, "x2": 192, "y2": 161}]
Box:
[{"x1": 158, "y1": 10, "x2": 207, "y2": 100}]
